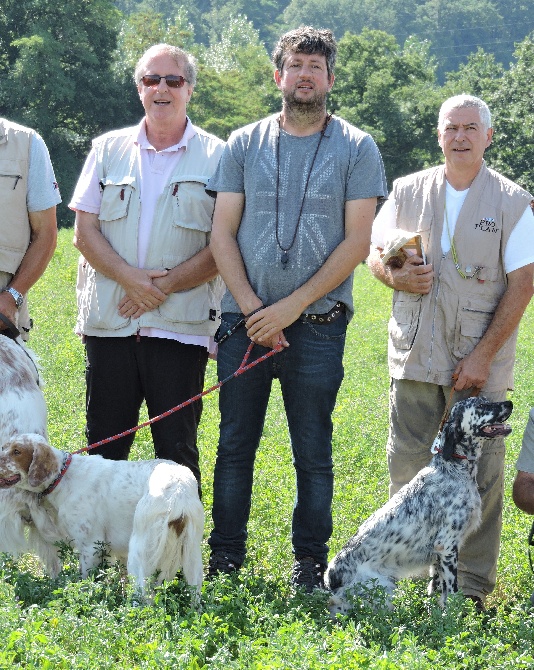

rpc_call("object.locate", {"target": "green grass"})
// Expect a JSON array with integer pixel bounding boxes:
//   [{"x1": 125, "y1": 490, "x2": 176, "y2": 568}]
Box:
[{"x1": 1, "y1": 228, "x2": 534, "y2": 668}]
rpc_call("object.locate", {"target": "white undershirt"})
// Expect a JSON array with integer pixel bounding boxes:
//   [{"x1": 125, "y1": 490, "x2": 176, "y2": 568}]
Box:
[{"x1": 372, "y1": 183, "x2": 534, "y2": 274}]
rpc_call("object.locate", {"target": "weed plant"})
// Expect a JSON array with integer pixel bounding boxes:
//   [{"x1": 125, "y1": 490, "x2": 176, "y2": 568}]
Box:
[{"x1": 1, "y1": 229, "x2": 533, "y2": 668}]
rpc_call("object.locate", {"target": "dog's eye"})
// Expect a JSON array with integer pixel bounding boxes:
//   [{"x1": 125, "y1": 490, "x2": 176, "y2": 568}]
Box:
[{"x1": 13, "y1": 449, "x2": 21, "y2": 455}]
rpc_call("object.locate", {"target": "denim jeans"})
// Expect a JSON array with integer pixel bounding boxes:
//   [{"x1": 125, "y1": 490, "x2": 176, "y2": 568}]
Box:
[{"x1": 208, "y1": 312, "x2": 347, "y2": 566}]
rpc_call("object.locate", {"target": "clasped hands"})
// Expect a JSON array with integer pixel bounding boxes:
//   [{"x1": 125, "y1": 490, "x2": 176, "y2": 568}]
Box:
[{"x1": 117, "y1": 268, "x2": 169, "y2": 320}]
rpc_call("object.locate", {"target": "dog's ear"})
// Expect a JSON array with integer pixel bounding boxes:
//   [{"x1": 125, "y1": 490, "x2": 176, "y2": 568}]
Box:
[
  {"x1": 26, "y1": 437, "x2": 57, "y2": 488},
  {"x1": 441, "y1": 416, "x2": 462, "y2": 461}
]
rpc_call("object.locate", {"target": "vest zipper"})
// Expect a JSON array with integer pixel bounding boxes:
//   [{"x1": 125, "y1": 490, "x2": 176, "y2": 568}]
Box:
[{"x1": 0, "y1": 173, "x2": 22, "y2": 189}]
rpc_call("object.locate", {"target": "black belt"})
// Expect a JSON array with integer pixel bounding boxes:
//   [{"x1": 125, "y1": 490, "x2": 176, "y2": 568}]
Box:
[
  {"x1": 300, "y1": 301, "x2": 346, "y2": 324},
  {"x1": 216, "y1": 302, "x2": 346, "y2": 345}
]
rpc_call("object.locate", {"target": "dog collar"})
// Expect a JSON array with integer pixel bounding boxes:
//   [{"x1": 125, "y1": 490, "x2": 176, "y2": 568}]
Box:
[
  {"x1": 431, "y1": 435, "x2": 469, "y2": 460},
  {"x1": 38, "y1": 452, "x2": 72, "y2": 501},
  {"x1": 433, "y1": 447, "x2": 474, "y2": 461}
]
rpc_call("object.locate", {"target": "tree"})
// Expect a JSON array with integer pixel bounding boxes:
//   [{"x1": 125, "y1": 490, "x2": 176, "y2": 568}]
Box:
[
  {"x1": 190, "y1": 15, "x2": 278, "y2": 137},
  {"x1": 443, "y1": 48, "x2": 504, "y2": 100},
  {"x1": 0, "y1": 0, "x2": 123, "y2": 225},
  {"x1": 330, "y1": 30, "x2": 443, "y2": 186},
  {"x1": 488, "y1": 34, "x2": 534, "y2": 193}
]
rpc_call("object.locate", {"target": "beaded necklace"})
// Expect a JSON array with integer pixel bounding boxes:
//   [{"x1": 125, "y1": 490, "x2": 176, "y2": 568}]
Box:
[{"x1": 275, "y1": 114, "x2": 331, "y2": 268}]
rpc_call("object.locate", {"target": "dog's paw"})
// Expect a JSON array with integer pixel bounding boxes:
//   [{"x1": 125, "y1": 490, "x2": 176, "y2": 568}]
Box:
[{"x1": 327, "y1": 592, "x2": 351, "y2": 618}]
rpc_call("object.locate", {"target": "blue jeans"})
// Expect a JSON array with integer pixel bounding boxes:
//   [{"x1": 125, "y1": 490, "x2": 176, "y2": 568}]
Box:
[{"x1": 208, "y1": 312, "x2": 347, "y2": 566}]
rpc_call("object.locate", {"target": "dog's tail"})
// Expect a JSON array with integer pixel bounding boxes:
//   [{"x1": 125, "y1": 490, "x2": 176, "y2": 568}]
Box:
[{"x1": 128, "y1": 463, "x2": 204, "y2": 591}]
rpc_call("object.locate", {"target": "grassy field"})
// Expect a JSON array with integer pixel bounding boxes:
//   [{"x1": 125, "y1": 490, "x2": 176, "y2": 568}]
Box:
[{"x1": 1, "y1": 227, "x2": 534, "y2": 668}]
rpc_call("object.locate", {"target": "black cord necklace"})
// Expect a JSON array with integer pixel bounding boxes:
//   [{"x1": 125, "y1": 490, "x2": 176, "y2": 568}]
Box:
[{"x1": 275, "y1": 113, "x2": 331, "y2": 268}]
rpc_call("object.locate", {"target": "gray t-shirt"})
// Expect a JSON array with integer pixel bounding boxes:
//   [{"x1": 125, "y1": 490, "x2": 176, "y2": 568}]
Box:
[
  {"x1": 207, "y1": 114, "x2": 387, "y2": 319},
  {"x1": 27, "y1": 134, "x2": 61, "y2": 212},
  {"x1": 516, "y1": 408, "x2": 534, "y2": 473}
]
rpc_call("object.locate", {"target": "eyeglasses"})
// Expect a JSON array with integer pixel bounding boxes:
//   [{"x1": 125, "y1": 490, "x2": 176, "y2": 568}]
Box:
[{"x1": 140, "y1": 74, "x2": 188, "y2": 89}]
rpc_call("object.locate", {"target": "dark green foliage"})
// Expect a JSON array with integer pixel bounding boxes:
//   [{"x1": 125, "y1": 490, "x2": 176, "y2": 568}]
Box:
[
  {"x1": 0, "y1": 0, "x2": 127, "y2": 224},
  {"x1": 2, "y1": 0, "x2": 534, "y2": 224},
  {"x1": 487, "y1": 36, "x2": 534, "y2": 194},
  {"x1": 330, "y1": 30, "x2": 443, "y2": 187}
]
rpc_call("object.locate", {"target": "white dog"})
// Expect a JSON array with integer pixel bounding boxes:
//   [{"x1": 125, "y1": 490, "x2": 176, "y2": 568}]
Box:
[
  {"x1": 0, "y1": 334, "x2": 63, "y2": 574},
  {"x1": 0, "y1": 334, "x2": 47, "y2": 444},
  {"x1": 0, "y1": 433, "x2": 204, "y2": 599},
  {"x1": 325, "y1": 397, "x2": 513, "y2": 614}
]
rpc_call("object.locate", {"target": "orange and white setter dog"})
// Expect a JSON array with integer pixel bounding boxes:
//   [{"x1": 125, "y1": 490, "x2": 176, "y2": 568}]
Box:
[{"x1": 0, "y1": 433, "x2": 204, "y2": 599}]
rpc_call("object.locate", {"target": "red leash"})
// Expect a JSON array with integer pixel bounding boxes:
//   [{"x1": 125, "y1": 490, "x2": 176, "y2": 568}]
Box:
[{"x1": 73, "y1": 340, "x2": 283, "y2": 455}]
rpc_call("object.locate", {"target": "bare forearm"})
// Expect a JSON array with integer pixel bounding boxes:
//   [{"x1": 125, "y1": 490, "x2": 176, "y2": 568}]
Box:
[
  {"x1": 513, "y1": 472, "x2": 534, "y2": 514},
  {"x1": 154, "y1": 246, "x2": 218, "y2": 294},
  {"x1": 210, "y1": 234, "x2": 261, "y2": 314},
  {"x1": 287, "y1": 236, "x2": 370, "y2": 313},
  {"x1": 473, "y1": 272, "x2": 534, "y2": 361},
  {"x1": 368, "y1": 246, "x2": 396, "y2": 288},
  {"x1": 73, "y1": 212, "x2": 132, "y2": 284},
  {"x1": 11, "y1": 207, "x2": 57, "y2": 294}
]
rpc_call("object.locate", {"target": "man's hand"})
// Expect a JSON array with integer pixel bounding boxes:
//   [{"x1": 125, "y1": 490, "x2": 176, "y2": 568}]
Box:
[
  {"x1": 0, "y1": 292, "x2": 18, "y2": 330},
  {"x1": 245, "y1": 300, "x2": 296, "y2": 349},
  {"x1": 368, "y1": 247, "x2": 434, "y2": 294},
  {"x1": 117, "y1": 268, "x2": 168, "y2": 319},
  {"x1": 389, "y1": 255, "x2": 434, "y2": 294},
  {"x1": 451, "y1": 348, "x2": 491, "y2": 394}
]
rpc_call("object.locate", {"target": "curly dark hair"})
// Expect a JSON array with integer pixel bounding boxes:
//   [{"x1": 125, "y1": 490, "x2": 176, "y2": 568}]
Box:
[{"x1": 272, "y1": 26, "x2": 337, "y2": 78}]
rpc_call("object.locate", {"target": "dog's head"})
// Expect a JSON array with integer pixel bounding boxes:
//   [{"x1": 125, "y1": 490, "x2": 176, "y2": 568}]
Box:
[
  {"x1": 440, "y1": 397, "x2": 513, "y2": 461},
  {"x1": 0, "y1": 434, "x2": 58, "y2": 491}
]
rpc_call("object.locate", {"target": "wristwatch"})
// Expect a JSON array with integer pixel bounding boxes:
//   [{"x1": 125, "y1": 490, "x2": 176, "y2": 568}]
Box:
[{"x1": 2, "y1": 286, "x2": 24, "y2": 308}]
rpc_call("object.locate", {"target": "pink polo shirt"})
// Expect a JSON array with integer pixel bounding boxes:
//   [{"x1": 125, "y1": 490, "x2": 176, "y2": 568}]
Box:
[{"x1": 70, "y1": 118, "x2": 215, "y2": 352}]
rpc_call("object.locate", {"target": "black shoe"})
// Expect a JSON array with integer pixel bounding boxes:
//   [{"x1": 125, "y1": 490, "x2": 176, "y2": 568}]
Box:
[
  {"x1": 207, "y1": 552, "x2": 241, "y2": 579},
  {"x1": 291, "y1": 556, "x2": 326, "y2": 592}
]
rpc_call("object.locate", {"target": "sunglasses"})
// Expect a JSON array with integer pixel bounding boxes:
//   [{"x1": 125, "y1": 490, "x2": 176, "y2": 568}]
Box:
[{"x1": 140, "y1": 74, "x2": 188, "y2": 89}]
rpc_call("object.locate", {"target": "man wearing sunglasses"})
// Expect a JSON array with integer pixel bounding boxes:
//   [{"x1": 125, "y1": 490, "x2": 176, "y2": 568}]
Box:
[{"x1": 70, "y1": 44, "x2": 224, "y2": 494}]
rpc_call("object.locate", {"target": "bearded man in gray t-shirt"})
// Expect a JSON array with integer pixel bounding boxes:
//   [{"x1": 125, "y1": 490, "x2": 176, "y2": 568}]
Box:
[{"x1": 207, "y1": 26, "x2": 387, "y2": 590}]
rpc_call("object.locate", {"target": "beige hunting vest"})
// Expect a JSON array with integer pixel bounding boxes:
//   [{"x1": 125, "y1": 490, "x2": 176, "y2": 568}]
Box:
[
  {"x1": 388, "y1": 162, "x2": 532, "y2": 392},
  {"x1": 76, "y1": 125, "x2": 225, "y2": 338},
  {"x1": 0, "y1": 118, "x2": 33, "y2": 275}
]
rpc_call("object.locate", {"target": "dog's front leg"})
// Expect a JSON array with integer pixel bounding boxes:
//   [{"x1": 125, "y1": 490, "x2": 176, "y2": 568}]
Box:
[
  {"x1": 432, "y1": 545, "x2": 458, "y2": 607},
  {"x1": 79, "y1": 545, "x2": 100, "y2": 578},
  {"x1": 427, "y1": 559, "x2": 441, "y2": 597}
]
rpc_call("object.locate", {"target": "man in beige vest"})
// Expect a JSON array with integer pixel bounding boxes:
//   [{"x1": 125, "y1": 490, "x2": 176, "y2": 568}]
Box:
[
  {"x1": 71, "y1": 45, "x2": 224, "y2": 493},
  {"x1": 368, "y1": 95, "x2": 534, "y2": 609},
  {"x1": 0, "y1": 118, "x2": 60, "y2": 340}
]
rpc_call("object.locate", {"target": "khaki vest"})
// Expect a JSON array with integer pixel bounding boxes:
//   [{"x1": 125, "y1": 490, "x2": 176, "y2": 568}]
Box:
[
  {"x1": 0, "y1": 118, "x2": 33, "y2": 274},
  {"x1": 76, "y1": 125, "x2": 225, "y2": 337},
  {"x1": 388, "y1": 162, "x2": 532, "y2": 392}
]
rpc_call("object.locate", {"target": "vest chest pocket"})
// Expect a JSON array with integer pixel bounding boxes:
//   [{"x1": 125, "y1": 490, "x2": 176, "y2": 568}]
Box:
[
  {"x1": 171, "y1": 180, "x2": 214, "y2": 233},
  {"x1": 388, "y1": 295, "x2": 422, "y2": 350},
  {"x1": 99, "y1": 178, "x2": 135, "y2": 222}
]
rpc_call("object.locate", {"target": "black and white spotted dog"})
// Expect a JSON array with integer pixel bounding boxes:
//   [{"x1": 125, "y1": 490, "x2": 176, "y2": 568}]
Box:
[{"x1": 325, "y1": 397, "x2": 513, "y2": 614}]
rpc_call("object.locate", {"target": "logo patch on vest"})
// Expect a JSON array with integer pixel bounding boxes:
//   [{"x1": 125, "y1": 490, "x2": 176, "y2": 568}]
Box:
[{"x1": 475, "y1": 217, "x2": 498, "y2": 233}]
